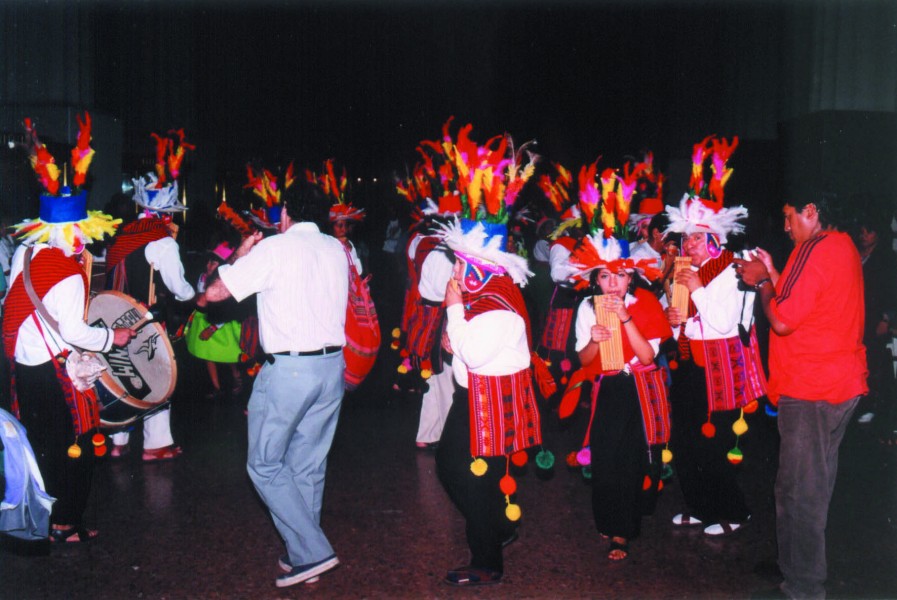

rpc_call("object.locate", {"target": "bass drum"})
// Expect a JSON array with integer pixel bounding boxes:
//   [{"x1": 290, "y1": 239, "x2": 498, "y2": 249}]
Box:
[{"x1": 86, "y1": 291, "x2": 177, "y2": 429}]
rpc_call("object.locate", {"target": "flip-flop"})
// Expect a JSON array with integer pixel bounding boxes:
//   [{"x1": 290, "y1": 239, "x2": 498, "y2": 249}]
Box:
[
  {"x1": 608, "y1": 538, "x2": 629, "y2": 561},
  {"x1": 49, "y1": 527, "x2": 98, "y2": 543}
]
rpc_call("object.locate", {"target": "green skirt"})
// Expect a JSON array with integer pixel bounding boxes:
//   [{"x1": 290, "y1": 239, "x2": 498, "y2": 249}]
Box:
[{"x1": 185, "y1": 310, "x2": 242, "y2": 364}]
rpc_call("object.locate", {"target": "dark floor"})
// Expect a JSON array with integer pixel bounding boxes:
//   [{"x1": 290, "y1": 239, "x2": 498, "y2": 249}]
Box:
[{"x1": 2, "y1": 260, "x2": 897, "y2": 599}]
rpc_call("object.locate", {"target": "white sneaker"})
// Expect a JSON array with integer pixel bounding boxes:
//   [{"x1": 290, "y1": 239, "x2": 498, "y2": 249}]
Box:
[
  {"x1": 704, "y1": 521, "x2": 744, "y2": 536},
  {"x1": 672, "y1": 513, "x2": 703, "y2": 526},
  {"x1": 857, "y1": 412, "x2": 874, "y2": 424}
]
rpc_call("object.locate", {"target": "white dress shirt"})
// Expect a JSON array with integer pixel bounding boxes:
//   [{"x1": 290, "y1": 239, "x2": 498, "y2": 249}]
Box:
[
  {"x1": 549, "y1": 242, "x2": 577, "y2": 284},
  {"x1": 682, "y1": 257, "x2": 755, "y2": 341},
  {"x1": 10, "y1": 244, "x2": 114, "y2": 365},
  {"x1": 417, "y1": 245, "x2": 454, "y2": 303},
  {"x1": 446, "y1": 303, "x2": 530, "y2": 388},
  {"x1": 218, "y1": 222, "x2": 348, "y2": 353},
  {"x1": 573, "y1": 294, "x2": 662, "y2": 370},
  {"x1": 144, "y1": 237, "x2": 195, "y2": 301}
]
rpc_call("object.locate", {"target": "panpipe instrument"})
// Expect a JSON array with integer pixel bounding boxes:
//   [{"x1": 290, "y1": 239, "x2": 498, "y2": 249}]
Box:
[
  {"x1": 671, "y1": 256, "x2": 693, "y2": 316},
  {"x1": 593, "y1": 296, "x2": 625, "y2": 371}
]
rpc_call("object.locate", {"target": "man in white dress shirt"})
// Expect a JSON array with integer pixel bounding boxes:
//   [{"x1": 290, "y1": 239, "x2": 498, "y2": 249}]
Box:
[{"x1": 199, "y1": 181, "x2": 348, "y2": 588}]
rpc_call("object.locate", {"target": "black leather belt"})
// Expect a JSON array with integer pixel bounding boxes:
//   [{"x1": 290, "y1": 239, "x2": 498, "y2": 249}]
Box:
[{"x1": 273, "y1": 346, "x2": 342, "y2": 357}]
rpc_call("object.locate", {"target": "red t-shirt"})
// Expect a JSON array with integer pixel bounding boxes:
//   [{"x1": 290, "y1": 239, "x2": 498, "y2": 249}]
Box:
[{"x1": 768, "y1": 231, "x2": 868, "y2": 402}]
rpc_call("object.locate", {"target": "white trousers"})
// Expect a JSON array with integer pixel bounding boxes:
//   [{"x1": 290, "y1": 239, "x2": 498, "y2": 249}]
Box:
[
  {"x1": 110, "y1": 407, "x2": 174, "y2": 450},
  {"x1": 416, "y1": 366, "x2": 455, "y2": 444}
]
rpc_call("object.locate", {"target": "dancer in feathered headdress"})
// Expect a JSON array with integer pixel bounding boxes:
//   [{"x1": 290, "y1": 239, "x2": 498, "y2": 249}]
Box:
[
  {"x1": 428, "y1": 119, "x2": 553, "y2": 588},
  {"x1": 105, "y1": 129, "x2": 198, "y2": 462},
  {"x1": 662, "y1": 135, "x2": 767, "y2": 538},
  {"x1": 306, "y1": 159, "x2": 364, "y2": 273},
  {"x1": 12, "y1": 113, "x2": 120, "y2": 256},
  {"x1": 556, "y1": 175, "x2": 673, "y2": 561},
  {"x1": 4, "y1": 114, "x2": 134, "y2": 543}
]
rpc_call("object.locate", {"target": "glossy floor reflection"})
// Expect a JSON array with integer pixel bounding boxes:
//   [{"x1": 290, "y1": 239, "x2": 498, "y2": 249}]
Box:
[{"x1": 3, "y1": 340, "x2": 897, "y2": 599}]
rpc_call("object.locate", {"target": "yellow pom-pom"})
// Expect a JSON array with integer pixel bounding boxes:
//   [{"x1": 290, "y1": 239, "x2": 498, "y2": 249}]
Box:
[
  {"x1": 505, "y1": 503, "x2": 522, "y2": 522},
  {"x1": 470, "y1": 458, "x2": 488, "y2": 476},
  {"x1": 420, "y1": 369, "x2": 432, "y2": 380},
  {"x1": 662, "y1": 448, "x2": 673, "y2": 464},
  {"x1": 732, "y1": 417, "x2": 748, "y2": 436},
  {"x1": 392, "y1": 327, "x2": 401, "y2": 339},
  {"x1": 397, "y1": 364, "x2": 408, "y2": 374},
  {"x1": 67, "y1": 443, "x2": 82, "y2": 459},
  {"x1": 390, "y1": 341, "x2": 400, "y2": 350}
]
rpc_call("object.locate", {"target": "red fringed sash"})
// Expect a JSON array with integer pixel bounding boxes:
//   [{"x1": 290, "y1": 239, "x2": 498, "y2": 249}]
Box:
[
  {"x1": 406, "y1": 302, "x2": 444, "y2": 360},
  {"x1": 633, "y1": 365, "x2": 671, "y2": 445},
  {"x1": 700, "y1": 326, "x2": 768, "y2": 413},
  {"x1": 468, "y1": 368, "x2": 542, "y2": 457},
  {"x1": 1, "y1": 248, "x2": 97, "y2": 433},
  {"x1": 539, "y1": 305, "x2": 574, "y2": 352},
  {"x1": 463, "y1": 275, "x2": 542, "y2": 457},
  {"x1": 105, "y1": 218, "x2": 171, "y2": 274}
]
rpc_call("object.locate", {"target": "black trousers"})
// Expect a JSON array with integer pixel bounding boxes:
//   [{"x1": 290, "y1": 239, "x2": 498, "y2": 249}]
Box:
[
  {"x1": 436, "y1": 386, "x2": 515, "y2": 573},
  {"x1": 669, "y1": 359, "x2": 750, "y2": 523},
  {"x1": 589, "y1": 373, "x2": 661, "y2": 540},
  {"x1": 15, "y1": 361, "x2": 96, "y2": 527}
]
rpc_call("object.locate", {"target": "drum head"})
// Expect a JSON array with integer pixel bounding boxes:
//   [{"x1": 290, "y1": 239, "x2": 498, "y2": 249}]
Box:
[{"x1": 87, "y1": 290, "x2": 177, "y2": 406}]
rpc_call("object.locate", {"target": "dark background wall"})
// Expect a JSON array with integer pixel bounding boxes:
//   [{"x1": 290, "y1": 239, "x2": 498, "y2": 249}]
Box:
[{"x1": 1, "y1": 0, "x2": 895, "y2": 247}]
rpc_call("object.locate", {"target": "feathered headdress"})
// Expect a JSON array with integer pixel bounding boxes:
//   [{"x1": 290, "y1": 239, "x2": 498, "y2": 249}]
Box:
[
  {"x1": 13, "y1": 113, "x2": 120, "y2": 256},
  {"x1": 566, "y1": 162, "x2": 663, "y2": 289},
  {"x1": 566, "y1": 232, "x2": 663, "y2": 290},
  {"x1": 429, "y1": 119, "x2": 539, "y2": 286},
  {"x1": 626, "y1": 151, "x2": 666, "y2": 234},
  {"x1": 538, "y1": 162, "x2": 585, "y2": 240},
  {"x1": 132, "y1": 129, "x2": 195, "y2": 213},
  {"x1": 665, "y1": 135, "x2": 746, "y2": 244},
  {"x1": 306, "y1": 159, "x2": 364, "y2": 223},
  {"x1": 244, "y1": 161, "x2": 295, "y2": 227}
]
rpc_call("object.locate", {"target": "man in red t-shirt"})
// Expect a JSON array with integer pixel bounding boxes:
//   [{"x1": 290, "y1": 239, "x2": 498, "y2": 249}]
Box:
[{"x1": 736, "y1": 194, "x2": 868, "y2": 599}]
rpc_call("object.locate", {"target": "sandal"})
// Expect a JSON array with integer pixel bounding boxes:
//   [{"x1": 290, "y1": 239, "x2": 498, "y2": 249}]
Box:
[
  {"x1": 142, "y1": 445, "x2": 183, "y2": 462},
  {"x1": 49, "y1": 526, "x2": 98, "y2": 544},
  {"x1": 672, "y1": 513, "x2": 704, "y2": 527},
  {"x1": 608, "y1": 537, "x2": 629, "y2": 561},
  {"x1": 444, "y1": 566, "x2": 502, "y2": 586}
]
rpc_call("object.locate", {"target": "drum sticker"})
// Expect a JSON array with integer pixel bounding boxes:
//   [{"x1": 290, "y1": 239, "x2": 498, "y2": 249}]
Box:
[
  {"x1": 90, "y1": 309, "x2": 155, "y2": 400},
  {"x1": 135, "y1": 334, "x2": 160, "y2": 361}
]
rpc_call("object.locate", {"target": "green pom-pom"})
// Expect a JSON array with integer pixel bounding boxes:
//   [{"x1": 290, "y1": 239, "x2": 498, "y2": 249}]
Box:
[
  {"x1": 661, "y1": 463, "x2": 674, "y2": 480},
  {"x1": 581, "y1": 466, "x2": 592, "y2": 480},
  {"x1": 535, "y1": 449, "x2": 555, "y2": 470}
]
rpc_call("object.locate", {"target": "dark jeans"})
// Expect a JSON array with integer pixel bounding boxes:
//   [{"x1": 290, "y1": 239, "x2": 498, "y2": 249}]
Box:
[
  {"x1": 436, "y1": 386, "x2": 515, "y2": 573},
  {"x1": 15, "y1": 361, "x2": 97, "y2": 527},
  {"x1": 776, "y1": 395, "x2": 859, "y2": 600}
]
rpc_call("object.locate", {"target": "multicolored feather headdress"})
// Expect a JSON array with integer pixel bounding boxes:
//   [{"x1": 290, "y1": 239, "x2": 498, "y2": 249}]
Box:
[
  {"x1": 626, "y1": 151, "x2": 666, "y2": 235},
  {"x1": 566, "y1": 232, "x2": 664, "y2": 290},
  {"x1": 244, "y1": 161, "x2": 295, "y2": 227},
  {"x1": 430, "y1": 118, "x2": 539, "y2": 287},
  {"x1": 577, "y1": 159, "x2": 646, "y2": 239},
  {"x1": 538, "y1": 162, "x2": 584, "y2": 240},
  {"x1": 13, "y1": 113, "x2": 120, "y2": 256},
  {"x1": 132, "y1": 129, "x2": 195, "y2": 214},
  {"x1": 665, "y1": 135, "x2": 746, "y2": 244},
  {"x1": 306, "y1": 159, "x2": 364, "y2": 223}
]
